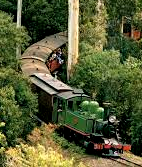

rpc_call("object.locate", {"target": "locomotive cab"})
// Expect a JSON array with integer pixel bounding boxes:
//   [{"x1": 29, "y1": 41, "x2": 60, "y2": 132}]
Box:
[{"x1": 52, "y1": 89, "x2": 90, "y2": 124}]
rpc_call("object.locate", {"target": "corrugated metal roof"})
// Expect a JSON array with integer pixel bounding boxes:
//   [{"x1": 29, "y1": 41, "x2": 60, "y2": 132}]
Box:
[
  {"x1": 21, "y1": 59, "x2": 50, "y2": 76},
  {"x1": 57, "y1": 91, "x2": 90, "y2": 100},
  {"x1": 31, "y1": 77, "x2": 58, "y2": 95},
  {"x1": 33, "y1": 73, "x2": 73, "y2": 92}
]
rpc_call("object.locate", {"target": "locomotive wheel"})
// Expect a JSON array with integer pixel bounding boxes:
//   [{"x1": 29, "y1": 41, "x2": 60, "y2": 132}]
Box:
[
  {"x1": 63, "y1": 127, "x2": 74, "y2": 142},
  {"x1": 86, "y1": 142, "x2": 94, "y2": 154}
]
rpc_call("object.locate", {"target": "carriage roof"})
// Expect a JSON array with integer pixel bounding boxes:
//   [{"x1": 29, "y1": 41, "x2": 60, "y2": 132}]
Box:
[{"x1": 31, "y1": 73, "x2": 72, "y2": 95}]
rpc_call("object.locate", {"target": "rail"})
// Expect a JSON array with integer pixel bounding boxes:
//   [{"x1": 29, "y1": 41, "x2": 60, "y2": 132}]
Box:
[{"x1": 110, "y1": 157, "x2": 142, "y2": 167}]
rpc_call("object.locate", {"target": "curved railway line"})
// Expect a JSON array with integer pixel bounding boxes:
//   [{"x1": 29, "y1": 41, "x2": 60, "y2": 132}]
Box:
[{"x1": 110, "y1": 157, "x2": 142, "y2": 167}]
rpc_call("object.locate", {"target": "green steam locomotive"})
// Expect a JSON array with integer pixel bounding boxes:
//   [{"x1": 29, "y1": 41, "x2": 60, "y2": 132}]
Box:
[{"x1": 31, "y1": 73, "x2": 131, "y2": 156}]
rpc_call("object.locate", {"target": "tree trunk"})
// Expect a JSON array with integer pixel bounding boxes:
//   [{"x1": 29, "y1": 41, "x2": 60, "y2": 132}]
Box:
[
  {"x1": 67, "y1": 0, "x2": 79, "y2": 80},
  {"x1": 16, "y1": 0, "x2": 22, "y2": 59}
]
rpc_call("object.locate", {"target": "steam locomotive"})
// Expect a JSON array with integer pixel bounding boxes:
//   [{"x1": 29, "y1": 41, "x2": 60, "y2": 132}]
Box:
[{"x1": 21, "y1": 32, "x2": 131, "y2": 156}]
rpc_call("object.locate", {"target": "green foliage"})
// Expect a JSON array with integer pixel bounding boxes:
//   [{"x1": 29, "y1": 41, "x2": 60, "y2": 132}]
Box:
[
  {"x1": 105, "y1": 0, "x2": 142, "y2": 60},
  {"x1": 131, "y1": 100, "x2": 142, "y2": 156},
  {"x1": 23, "y1": 0, "x2": 68, "y2": 42},
  {"x1": 5, "y1": 125, "x2": 86, "y2": 167},
  {"x1": 133, "y1": 0, "x2": 142, "y2": 30},
  {"x1": 0, "y1": 68, "x2": 38, "y2": 146},
  {"x1": 0, "y1": 0, "x2": 68, "y2": 43},
  {"x1": 105, "y1": 0, "x2": 136, "y2": 19},
  {"x1": 0, "y1": 0, "x2": 17, "y2": 16},
  {"x1": 106, "y1": 34, "x2": 142, "y2": 60},
  {"x1": 70, "y1": 44, "x2": 121, "y2": 96},
  {"x1": 52, "y1": 132, "x2": 85, "y2": 155},
  {"x1": 0, "y1": 11, "x2": 30, "y2": 69},
  {"x1": 0, "y1": 122, "x2": 7, "y2": 154},
  {"x1": 80, "y1": 0, "x2": 107, "y2": 50}
]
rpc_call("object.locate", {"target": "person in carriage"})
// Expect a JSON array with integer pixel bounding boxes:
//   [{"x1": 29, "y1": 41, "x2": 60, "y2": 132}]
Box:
[
  {"x1": 46, "y1": 48, "x2": 64, "y2": 72},
  {"x1": 56, "y1": 48, "x2": 64, "y2": 64}
]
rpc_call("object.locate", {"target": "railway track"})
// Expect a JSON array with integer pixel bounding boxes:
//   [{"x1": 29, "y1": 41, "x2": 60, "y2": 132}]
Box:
[{"x1": 110, "y1": 157, "x2": 142, "y2": 167}]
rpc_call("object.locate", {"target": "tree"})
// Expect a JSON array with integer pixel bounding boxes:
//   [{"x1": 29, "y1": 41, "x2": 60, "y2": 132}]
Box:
[
  {"x1": 0, "y1": 122, "x2": 7, "y2": 154},
  {"x1": 105, "y1": 0, "x2": 142, "y2": 60},
  {"x1": 0, "y1": 10, "x2": 38, "y2": 149},
  {"x1": 0, "y1": 0, "x2": 68, "y2": 43},
  {"x1": 0, "y1": 68, "x2": 38, "y2": 146},
  {"x1": 105, "y1": 0, "x2": 136, "y2": 23},
  {"x1": 133, "y1": 0, "x2": 142, "y2": 30},
  {"x1": 0, "y1": 11, "x2": 29, "y2": 69},
  {"x1": 80, "y1": 0, "x2": 107, "y2": 50}
]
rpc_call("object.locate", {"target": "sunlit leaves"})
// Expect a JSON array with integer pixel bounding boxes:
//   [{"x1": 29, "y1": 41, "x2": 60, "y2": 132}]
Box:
[{"x1": 6, "y1": 144, "x2": 86, "y2": 167}]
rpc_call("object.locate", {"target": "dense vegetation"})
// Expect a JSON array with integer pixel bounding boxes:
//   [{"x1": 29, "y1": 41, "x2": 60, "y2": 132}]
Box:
[
  {"x1": 0, "y1": 10, "x2": 38, "y2": 165},
  {"x1": 0, "y1": 0, "x2": 142, "y2": 164},
  {"x1": 0, "y1": 0, "x2": 68, "y2": 43}
]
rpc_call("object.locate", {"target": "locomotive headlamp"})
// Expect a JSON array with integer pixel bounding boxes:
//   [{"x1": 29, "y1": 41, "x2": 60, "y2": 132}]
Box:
[{"x1": 109, "y1": 115, "x2": 116, "y2": 123}]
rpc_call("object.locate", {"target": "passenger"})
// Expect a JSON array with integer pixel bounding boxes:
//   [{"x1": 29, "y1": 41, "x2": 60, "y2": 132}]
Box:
[
  {"x1": 56, "y1": 48, "x2": 64, "y2": 64},
  {"x1": 51, "y1": 50, "x2": 57, "y2": 60}
]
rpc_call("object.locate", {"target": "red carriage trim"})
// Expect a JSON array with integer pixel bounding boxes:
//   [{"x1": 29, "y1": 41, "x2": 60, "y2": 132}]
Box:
[
  {"x1": 104, "y1": 144, "x2": 111, "y2": 149},
  {"x1": 112, "y1": 144, "x2": 122, "y2": 149},
  {"x1": 122, "y1": 145, "x2": 131, "y2": 151}
]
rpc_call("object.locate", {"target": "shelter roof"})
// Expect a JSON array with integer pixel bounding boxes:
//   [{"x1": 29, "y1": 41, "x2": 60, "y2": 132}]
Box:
[
  {"x1": 32, "y1": 73, "x2": 73, "y2": 92},
  {"x1": 31, "y1": 76, "x2": 58, "y2": 95}
]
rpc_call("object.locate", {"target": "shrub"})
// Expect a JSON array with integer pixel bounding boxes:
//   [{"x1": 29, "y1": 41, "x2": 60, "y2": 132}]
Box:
[
  {"x1": 0, "y1": 68, "x2": 38, "y2": 146},
  {"x1": 6, "y1": 144, "x2": 86, "y2": 167}
]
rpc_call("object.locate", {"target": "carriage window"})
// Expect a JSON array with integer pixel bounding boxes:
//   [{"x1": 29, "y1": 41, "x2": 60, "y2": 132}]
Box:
[
  {"x1": 53, "y1": 97, "x2": 57, "y2": 104},
  {"x1": 68, "y1": 101, "x2": 73, "y2": 110}
]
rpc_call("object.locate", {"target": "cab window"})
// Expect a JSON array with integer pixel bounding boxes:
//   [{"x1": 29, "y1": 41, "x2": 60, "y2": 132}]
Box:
[
  {"x1": 68, "y1": 100, "x2": 73, "y2": 110},
  {"x1": 57, "y1": 98, "x2": 63, "y2": 110},
  {"x1": 76, "y1": 101, "x2": 81, "y2": 109}
]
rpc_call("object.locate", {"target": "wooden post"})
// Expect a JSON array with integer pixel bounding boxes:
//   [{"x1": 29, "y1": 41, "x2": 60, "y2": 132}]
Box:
[
  {"x1": 16, "y1": 0, "x2": 22, "y2": 59},
  {"x1": 67, "y1": 0, "x2": 79, "y2": 80}
]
